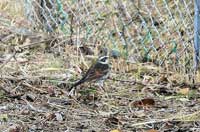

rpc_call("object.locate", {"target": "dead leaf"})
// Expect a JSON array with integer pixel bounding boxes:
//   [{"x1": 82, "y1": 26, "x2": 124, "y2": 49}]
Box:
[
  {"x1": 146, "y1": 129, "x2": 159, "y2": 132},
  {"x1": 178, "y1": 88, "x2": 189, "y2": 95},
  {"x1": 8, "y1": 124, "x2": 22, "y2": 132},
  {"x1": 110, "y1": 129, "x2": 122, "y2": 132},
  {"x1": 132, "y1": 98, "x2": 155, "y2": 107},
  {"x1": 79, "y1": 45, "x2": 94, "y2": 55},
  {"x1": 48, "y1": 86, "x2": 56, "y2": 96},
  {"x1": 105, "y1": 117, "x2": 121, "y2": 126},
  {"x1": 46, "y1": 113, "x2": 56, "y2": 121}
]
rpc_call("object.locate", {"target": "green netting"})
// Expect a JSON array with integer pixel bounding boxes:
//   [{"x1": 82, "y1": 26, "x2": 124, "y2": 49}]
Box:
[{"x1": 22, "y1": 0, "x2": 194, "y2": 72}]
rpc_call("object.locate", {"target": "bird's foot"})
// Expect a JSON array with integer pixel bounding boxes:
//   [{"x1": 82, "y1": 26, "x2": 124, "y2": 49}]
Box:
[
  {"x1": 68, "y1": 88, "x2": 76, "y2": 97},
  {"x1": 99, "y1": 86, "x2": 106, "y2": 92}
]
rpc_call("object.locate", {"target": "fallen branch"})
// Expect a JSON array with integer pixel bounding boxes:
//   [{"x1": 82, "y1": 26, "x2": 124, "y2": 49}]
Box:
[
  {"x1": 0, "y1": 51, "x2": 17, "y2": 70},
  {"x1": 109, "y1": 77, "x2": 200, "y2": 89},
  {"x1": 129, "y1": 110, "x2": 200, "y2": 127}
]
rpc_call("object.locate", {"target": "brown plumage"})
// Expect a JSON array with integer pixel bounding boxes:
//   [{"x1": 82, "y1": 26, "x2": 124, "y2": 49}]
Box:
[{"x1": 69, "y1": 56, "x2": 110, "y2": 90}]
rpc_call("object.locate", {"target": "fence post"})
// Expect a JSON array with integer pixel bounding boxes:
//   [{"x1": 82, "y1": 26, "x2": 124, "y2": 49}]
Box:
[{"x1": 194, "y1": 0, "x2": 200, "y2": 69}]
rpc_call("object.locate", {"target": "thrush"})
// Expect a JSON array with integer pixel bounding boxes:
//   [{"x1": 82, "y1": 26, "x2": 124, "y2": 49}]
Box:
[{"x1": 69, "y1": 48, "x2": 110, "y2": 91}]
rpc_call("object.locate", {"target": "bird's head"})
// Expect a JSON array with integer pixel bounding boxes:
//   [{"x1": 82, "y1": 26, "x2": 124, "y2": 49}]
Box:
[
  {"x1": 98, "y1": 47, "x2": 109, "y2": 64},
  {"x1": 99, "y1": 47, "x2": 109, "y2": 57}
]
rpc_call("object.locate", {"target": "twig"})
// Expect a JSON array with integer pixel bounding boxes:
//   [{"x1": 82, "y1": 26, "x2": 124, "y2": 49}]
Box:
[
  {"x1": 109, "y1": 77, "x2": 200, "y2": 89},
  {"x1": 108, "y1": 77, "x2": 143, "y2": 85},
  {"x1": 22, "y1": 82, "x2": 47, "y2": 94},
  {"x1": 130, "y1": 118, "x2": 172, "y2": 127},
  {"x1": 130, "y1": 110, "x2": 200, "y2": 127},
  {"x1": 0, "y1": 75, "x2": 70, "y2": 82},
  {"x1": 23, "y1": 99, "x2": 44, "y2": 112},
  {"x1": 0, "y1": 51, "x2": 17, "y2": 70},
  {"x1": 17, "y1": 38, "x2": 53, "y2": 49},
  {"x1": 0, "y1": 35, "x2": 56, "y2": 70},
  {"x1": 0, "y1": 83, "x2": 23, "y2": 99}
]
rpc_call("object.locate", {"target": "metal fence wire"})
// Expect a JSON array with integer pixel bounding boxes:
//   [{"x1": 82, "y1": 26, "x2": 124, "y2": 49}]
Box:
[{"x1": 24, "y1": 0, "x2": 195, "y2": 73}]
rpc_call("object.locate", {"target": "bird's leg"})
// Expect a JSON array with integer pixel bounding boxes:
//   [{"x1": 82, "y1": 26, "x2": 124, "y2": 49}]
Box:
[
  {"x1": 68, "y1": 88, "x2": 76, "y2": 97},
  {"x1": 97, "y1": 80, "x2": 106, "y2": 92},
  {"x1": 97, "y1": 80, "x2": 110, "y2": 100}
]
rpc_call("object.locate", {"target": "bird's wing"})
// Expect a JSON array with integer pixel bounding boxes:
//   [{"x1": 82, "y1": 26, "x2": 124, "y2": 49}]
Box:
[
  {"x1": 84, "y1": 62, "x2": 109, "y2": 81},
  {"x1": 70, "y1": 61, "x2": 109, "y2": 89},
  {"x1": 82, "y1": 63, "x2": 102, "y2": 81},
  {"x1": 69, "y1": 62, "x2": 97, "y2": 89}
]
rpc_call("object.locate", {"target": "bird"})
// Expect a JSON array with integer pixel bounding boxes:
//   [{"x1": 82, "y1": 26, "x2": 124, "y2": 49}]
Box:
[{"x1": 69, "y1": 48, "x2": 110, "y2": 92}]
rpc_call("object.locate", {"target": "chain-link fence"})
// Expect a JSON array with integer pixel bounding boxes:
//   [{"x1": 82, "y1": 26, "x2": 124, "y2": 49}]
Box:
[
  {"x1": 22, "y1": 0, "x2": 196, "y2": 73},
  {"x1": 194, "y1": 0, "x2": 200, "y2": 70}
]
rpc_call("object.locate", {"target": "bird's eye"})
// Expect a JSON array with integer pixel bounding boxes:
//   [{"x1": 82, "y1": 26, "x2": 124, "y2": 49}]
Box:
[
  {"x1": 99, "y1": 56, "x2": 108, "y2": 62},
  {"x1": 101, "y1": 58, "x2": 106, "y2": 62}
]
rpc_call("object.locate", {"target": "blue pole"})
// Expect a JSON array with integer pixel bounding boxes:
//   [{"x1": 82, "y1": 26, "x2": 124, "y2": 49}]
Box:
[{"x1": 194, "y1": 0, "x2": 200, "y2": 69}]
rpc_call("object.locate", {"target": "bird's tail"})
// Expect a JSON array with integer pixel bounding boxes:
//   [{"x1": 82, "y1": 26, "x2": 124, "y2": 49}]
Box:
[{"x1": 69, "y1": 78, "x2": 85, "y2": 91}]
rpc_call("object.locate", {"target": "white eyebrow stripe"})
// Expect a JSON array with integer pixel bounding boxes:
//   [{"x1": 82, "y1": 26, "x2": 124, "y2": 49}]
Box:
[
  {"x1": 99, "y1": 56, "x2": 109, "y2": 60},
  {"x1": 99, "y1": 61, "x2": 108, "y2": 64}
]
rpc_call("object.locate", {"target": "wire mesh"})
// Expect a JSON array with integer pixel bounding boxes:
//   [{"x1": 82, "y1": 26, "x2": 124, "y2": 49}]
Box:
[
  {"x1": 23, "y1": 0, "x2": 194, "y2": 73},
  {"x1": 194, "y1": 0, "x2": 200, "y2": 69}
]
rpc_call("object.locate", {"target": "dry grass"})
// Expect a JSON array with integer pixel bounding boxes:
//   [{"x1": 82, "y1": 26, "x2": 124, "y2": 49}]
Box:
[{"x1": 0, "y1": 0, "x2": 200, "y2": 132}]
